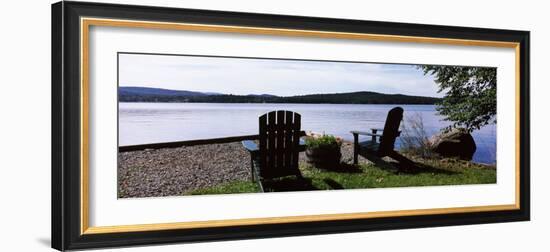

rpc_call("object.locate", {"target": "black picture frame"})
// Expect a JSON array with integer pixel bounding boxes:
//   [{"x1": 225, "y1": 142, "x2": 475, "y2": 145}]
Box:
[{"x1": 52, "y1": 1, "x2": 530, "y2": 251}]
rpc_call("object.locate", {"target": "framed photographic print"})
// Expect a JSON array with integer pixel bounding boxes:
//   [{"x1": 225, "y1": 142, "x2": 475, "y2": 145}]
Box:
[{"x1": 52, "y1": 1, "x2": 530, "y2": 250}]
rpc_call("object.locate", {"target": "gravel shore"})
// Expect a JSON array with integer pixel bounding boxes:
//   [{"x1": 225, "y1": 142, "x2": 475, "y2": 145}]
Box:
[{"x1": 118, "y1": 141, "x2": 364, "y2": 198}]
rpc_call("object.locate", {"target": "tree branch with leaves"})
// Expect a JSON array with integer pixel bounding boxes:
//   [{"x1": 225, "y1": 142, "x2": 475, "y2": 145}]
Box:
[{"x1": 419, "y1": 66, "x2": 497, "y2": 133}]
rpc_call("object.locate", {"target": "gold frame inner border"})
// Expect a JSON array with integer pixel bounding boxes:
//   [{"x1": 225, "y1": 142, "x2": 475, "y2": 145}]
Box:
[{"x1": 79, "y1": 17, "x2": 521, "y2": 235}]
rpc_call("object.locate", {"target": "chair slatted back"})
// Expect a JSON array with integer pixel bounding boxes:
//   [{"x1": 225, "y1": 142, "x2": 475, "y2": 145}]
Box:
[
  {"x1": 259, "y1": 111, "x2": 302, "y2": 179},
  {"x1": 379, "y1": 107, "x2": 404, "y2": 155}
]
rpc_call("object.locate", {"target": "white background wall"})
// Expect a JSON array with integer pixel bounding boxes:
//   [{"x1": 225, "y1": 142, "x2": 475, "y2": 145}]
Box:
[{"x1": 0, "y1": 0, "x2": 546, "y2": 251}]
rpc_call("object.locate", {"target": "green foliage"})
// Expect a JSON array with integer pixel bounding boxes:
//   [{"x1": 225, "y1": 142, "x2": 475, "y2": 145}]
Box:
[
  {"x1": 419, "y1": 65, "x2": 497, "y2": 132},
  {"x1": 305, "y1": 135, "x2": 341, "y2": 150}
]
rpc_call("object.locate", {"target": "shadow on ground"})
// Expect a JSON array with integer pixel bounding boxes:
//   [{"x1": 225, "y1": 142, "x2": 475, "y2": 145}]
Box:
[
  {"x1": 262, "y1": 154, "x2": 460, "y2": 192},
  {"x1": 319, "y1": 163, "x2": 363, "y2": 173},
  {"x1": 377, "y1": 154, "x2": 458, "y2": 175},
  {"x1": 263, "y1": 177, "x2": 317, "y2": 192}
]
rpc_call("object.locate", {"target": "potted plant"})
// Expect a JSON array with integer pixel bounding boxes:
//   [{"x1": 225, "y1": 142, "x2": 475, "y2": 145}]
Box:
[{"x1": 305, "y1": 134, "x2": 342, "y2": 169}]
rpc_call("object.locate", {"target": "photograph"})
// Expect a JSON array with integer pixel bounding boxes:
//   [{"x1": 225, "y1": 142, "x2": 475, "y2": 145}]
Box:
[{"x1": 117, "y1": 53, "x2": 497, "y2": 198}]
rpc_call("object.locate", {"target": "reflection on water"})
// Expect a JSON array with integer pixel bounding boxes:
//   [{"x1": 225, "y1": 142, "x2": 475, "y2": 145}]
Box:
[{"x1": 119, "y1": 103, "x2": 496, "y2": 164}]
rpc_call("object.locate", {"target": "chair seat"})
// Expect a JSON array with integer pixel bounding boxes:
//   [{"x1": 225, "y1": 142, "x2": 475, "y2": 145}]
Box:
[{"x1": 358, "y1": 140, "x2": 380, "y2": 152}]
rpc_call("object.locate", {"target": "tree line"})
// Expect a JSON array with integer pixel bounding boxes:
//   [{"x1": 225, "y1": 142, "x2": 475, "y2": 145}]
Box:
[{"x1": 119, "y1": 91, "x2": 440, "y2": 104}]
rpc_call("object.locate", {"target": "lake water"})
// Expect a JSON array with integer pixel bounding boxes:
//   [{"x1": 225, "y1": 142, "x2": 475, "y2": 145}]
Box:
[{"x1": 119, "y1": 103, "x2": 496, "y2": 164}]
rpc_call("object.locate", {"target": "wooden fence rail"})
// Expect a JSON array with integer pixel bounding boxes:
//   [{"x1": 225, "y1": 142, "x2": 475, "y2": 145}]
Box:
[{"x1": 118, "y1": 134, "x2": 259, "y2": 152}]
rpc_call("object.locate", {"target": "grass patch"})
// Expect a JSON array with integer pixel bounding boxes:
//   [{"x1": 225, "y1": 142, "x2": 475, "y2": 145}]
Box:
[
  {"x1": 304, "y1": 160, "x2": 495, "y2": 190},
  {"x1": 186, "y1": 156, "x2": 496, "y2": 195},
  {"x1": 186, "y1": 181, "x2": 261, "y2": 195}
]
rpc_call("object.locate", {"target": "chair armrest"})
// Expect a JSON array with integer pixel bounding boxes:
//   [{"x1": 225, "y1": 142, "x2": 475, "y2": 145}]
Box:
[
  {"x1": 242, "y1": 140, "x2": 259, "y2": 154},
  {"x1": 351, "y1": 131, "x2": 383, "y2": 145},
  {"x1": 350, "y1": 130, "x2": 383, "y2": 137},
  {"x1": 350, "y1": 130, "x2": 372, "y2": 136},
  {"x1": 298, "y1": 138, "x2": 306, "y2": 151},
  {"x1": 365, "y1": 133, "x2": 384, "y2": 137},
  {"x1": 371, "y1": 128, "x2": 385, "y2": 132}
]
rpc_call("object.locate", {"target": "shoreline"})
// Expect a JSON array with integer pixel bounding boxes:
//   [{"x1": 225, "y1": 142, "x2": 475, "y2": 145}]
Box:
[{"x1": 120, "y1": 136, "x2": 496, "y2": 166}]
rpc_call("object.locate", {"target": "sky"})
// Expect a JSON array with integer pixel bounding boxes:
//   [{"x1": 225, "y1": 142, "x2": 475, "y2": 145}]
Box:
[{"x1": 118, "y1": 53, "x2": 442, "y2": 97}]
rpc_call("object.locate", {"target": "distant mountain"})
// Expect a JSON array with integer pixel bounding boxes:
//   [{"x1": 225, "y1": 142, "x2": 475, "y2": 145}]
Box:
[
  {"x1": 119, "y1": 86, "x2": 208, "y2": 97},
  {"x1": 119, "y1": 87, "x2": 440, "y2": 104},
  {"x1": 277, "y1": 91, "x2": 440, "y2": 104},
  {"x1": 246, "y1": 94, "x2": 278, "y2": 97}
]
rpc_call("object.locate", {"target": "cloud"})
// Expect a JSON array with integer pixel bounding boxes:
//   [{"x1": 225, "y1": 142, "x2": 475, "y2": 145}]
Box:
[{"x1": 119, "y1": 53, "x2": 442, "y2": 97}]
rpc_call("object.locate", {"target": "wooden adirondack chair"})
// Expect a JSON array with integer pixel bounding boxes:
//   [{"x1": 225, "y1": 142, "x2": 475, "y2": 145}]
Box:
[
  {"x1": 351, "y1": 107, "x2": 411, "y2": 166},
  {"x1": 242, "y1": 110, "x2": 306, "y2": 192}
]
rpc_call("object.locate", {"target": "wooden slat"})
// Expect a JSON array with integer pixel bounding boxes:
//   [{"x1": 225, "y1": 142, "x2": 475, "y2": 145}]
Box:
[
  {"x1": 284, "y1": 111, "x2": 293, "y2": 170},
  {"x1": 267, "y1": 111, "x2": 277, "y2": 176},
  {"x1": 291, "y1": 113, "x2": 301, "y2": 170},
  {"x1": 259, "y1": 114, "x2": 268, "y2": 177},
  {"x1": 276, "y1": 111, "x2": 285, "y2": 170}
]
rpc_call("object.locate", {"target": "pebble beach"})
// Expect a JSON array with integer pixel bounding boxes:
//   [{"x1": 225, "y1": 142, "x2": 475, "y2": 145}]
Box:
[{"x1": 118, "y1": 141, "x2": 362, "y2": 198}]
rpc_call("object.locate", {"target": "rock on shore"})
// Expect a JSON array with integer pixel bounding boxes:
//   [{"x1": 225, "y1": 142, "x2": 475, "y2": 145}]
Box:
[{"x1": 430, "y1": 128, "x2": 477, "y2": 160}]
